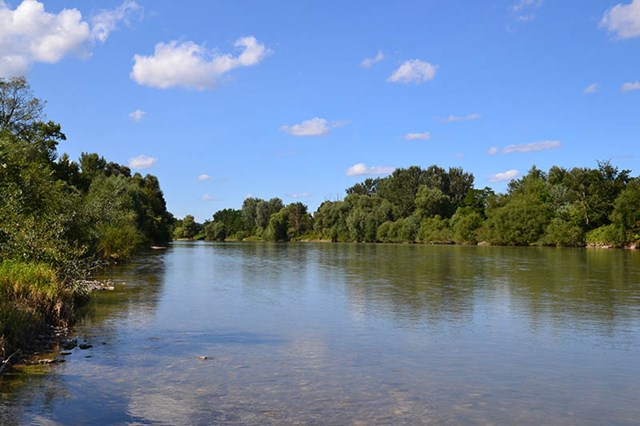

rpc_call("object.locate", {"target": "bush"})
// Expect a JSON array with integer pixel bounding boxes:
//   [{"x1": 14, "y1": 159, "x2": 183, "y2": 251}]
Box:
[
  {"x1": 542, "y1": 218, "x2": 585, "y2": 247},
  {"x1": 95, "y1": 223, "x2": 143, "y2": 260},
  {"x1": 585, "y1": 225, "x2": 625, "y2": 248},
  {"x1": 417, "y1": 216, "x2": 453, "y2": 244}
]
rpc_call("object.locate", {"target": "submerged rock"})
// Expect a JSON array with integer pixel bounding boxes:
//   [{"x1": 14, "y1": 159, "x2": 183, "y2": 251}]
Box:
[{"x1": 61, "y1": 339, "x2": 78, "y2": 350}]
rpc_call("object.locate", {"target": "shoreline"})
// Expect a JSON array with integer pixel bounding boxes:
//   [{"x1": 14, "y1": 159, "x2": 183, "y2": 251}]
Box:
[{"x1": 0, "y1": 279, "x2": 115, "y2": 377}]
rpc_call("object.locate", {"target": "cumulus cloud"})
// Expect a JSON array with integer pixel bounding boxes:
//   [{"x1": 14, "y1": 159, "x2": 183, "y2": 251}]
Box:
[
  {"x1": 584, "y1": 83, "x2": 599, "y2": 94},
  {"x1": 91, "y1": 0, "x2": 141, "y2": 43},
  {"x1": 346, "y1": 163, "x2": 395, "y2": 176},
  {"x1": 129, "y1": 109, "x2": 145, "y2": 122},
  {"x1": 502, "y1": 140, "x2": 561, "y2": 153},
  {"x1": 280, "y1": 117, "x2": 347, "y2": 137},
  {"x1": 0, "y1": 0, "x2": 140, "y2": 77},
  {"x1": 487, "y1": 146, "x2": 499, "y2": 155},
  {"x1": 361, "y1": 50, "x2": 384, "y2": 68},
  {"x1": 489, "y1": 169, "x2": 520, "y2": 183},
  {"x1": 404, "y1": 132, "x2": 431, "y2": 140},
  {"x1": 0, "y1": 0, "x2": 91, "y2": 77},
  {"x1": 197, "y1": 174, "x2": 211, "y2": 181},
  {"x1": 131, "y1": 36, "x2": 270, "y2": 90},
  {"x1": 129, "y1": 154, "x2": 157, "y2": 169},
  {"x1": 388, "y1": 59, "x2": 438, "y2": 84},
  {"x1": 621, "y1": 81, "x2": 640, "y2": 92},
  {"x1": 439, "y1": 113, "x2": 481, "y2": 123},
  {"x1": 600, "y1": 0, "x2": 640, "y2": 39}
]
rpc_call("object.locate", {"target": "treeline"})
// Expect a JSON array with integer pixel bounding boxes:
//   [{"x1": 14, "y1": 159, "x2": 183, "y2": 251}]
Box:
[
  {"x1": 1, "y1": 77, "x2": 173, "y2": 361},
  {"x1": 196, "y1": 163, "x2": 639, "y2": 248}
]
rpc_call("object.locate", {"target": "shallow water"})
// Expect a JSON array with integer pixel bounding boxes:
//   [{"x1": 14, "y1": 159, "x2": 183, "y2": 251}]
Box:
[{"x1": 2, "y1": 242, "x2": 640, "y2": 424}]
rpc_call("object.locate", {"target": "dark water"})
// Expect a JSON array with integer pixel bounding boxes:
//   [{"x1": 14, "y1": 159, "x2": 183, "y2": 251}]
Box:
[{"x1": 2, "y1": 242, "x2": 640, "y2": 425}]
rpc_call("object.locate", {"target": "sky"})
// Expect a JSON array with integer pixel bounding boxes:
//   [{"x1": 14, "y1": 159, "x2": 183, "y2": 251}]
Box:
[{"x1": 1, "y1": 0, "x2": 639, "y2": 221}]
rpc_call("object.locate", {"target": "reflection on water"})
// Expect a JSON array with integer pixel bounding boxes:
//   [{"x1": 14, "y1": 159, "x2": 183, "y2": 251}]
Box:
[{"x1": 1, "y1": 242, "x2": 640, "y2": 424}]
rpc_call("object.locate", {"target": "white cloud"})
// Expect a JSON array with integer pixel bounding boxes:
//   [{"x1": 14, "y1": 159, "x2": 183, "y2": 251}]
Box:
[
  {"x1": 0, "y1": 0, "x2": 91, "y2": 77},
  {"x1": 346, "y1": 163, "x2": 395, "y2": 176},
  {"x1": 361, "y1": 50, "x2": 384, "y2": 68},
  {"x1": 197, "y1": 174, "x2": 211, "y2": 181},
  {"x1": 388, "y1": 59, "x2": 438, "y2": 84},
  {"x1": 584, "y1": 83, "x2": 599, "y2": 94},
  {"x1": 455, "y1": 152, "x2": 464, "y2": 158},
  {"x1": 511, "y1": 0, "x2": 543, "y2": 12},
  {"x1": 489, "y1": 169, "x2": 520, "y2": 183},
  {"x1": 131, "y1": 36, "x2": 270, "y2": 90},
  {"x1": 487, "y1": 146, "x2": 499, "y2": 155},
  {"x1": 621, "y1": 81, "x2": 640, "y2": 92},
  {"x1": 129, "y1": 109, "x2": 145, "y2": 122},
  {"x1": 288, "y1": 192, "x2": 311, "y2": 199},
  {"x1": 600, "y1": 0, "x2": 640, "y2": 39},
  {"x1": 404, "y1": 132, "x2": 431, "y2": 140},
  {"x1": 129, "y1": 154, "x2": 157, "y2": 169},
  {"x1": 280, "y1": 117, "x2": 347, "y2": 137},
  {"x1": 91, "y1": 0, "x2": 141, "y2": 43},
  {"x1": 510, "y1": 0, "x2": 543, "y2": 23},
  {"x1": 502, "y1": 140, "x2": 561, "y2": 153},
  {"x1": 202, "y1": 194, "x2": 216, "y2": 201},
  {"x1": 439, "y1": 113, "x2": 481, "y2": 123}
]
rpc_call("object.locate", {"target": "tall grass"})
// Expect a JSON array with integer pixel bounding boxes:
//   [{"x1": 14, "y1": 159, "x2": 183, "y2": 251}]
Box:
[{"x1": 0, "y1": 260, "x2": 78, "y2": 359}]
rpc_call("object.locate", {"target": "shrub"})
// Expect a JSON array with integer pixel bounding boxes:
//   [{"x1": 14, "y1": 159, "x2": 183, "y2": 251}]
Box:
[{"x1": 585, "y1": 225, "x2": 625, "y2": 248}]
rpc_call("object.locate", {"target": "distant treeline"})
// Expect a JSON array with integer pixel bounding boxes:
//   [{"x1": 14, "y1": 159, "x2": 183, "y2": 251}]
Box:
[
  {"x1": 186, "y1": 162, "x2": 639, "y2": 248},
  {"x1": 1, "y1": 77, "x2": 173, "y2": 360}
]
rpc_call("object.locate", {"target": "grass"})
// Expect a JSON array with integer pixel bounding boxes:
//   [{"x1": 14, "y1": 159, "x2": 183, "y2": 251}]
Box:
[{"x1": 0, "y1": 260, "x2": 80, "y2": 361}]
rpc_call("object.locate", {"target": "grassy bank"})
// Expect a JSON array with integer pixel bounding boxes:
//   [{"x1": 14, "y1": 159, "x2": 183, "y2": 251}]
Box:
[{"x1": 0, "y1": 261, "x2": 88, "y2": 367}]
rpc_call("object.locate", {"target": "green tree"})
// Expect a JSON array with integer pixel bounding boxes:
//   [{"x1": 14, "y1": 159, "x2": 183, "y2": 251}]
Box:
[
  {"x1": 0, "y1": 77, "x2": 44, "y2": 137},
  {"x1": 610, "y1": 179, "x2": 640, "y2": 245}
]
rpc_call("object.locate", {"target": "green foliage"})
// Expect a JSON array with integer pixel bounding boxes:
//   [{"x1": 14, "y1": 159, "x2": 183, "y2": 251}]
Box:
[
  {"x1": 0, "y1": 261, "x2": 78, "y2": 356},
  {"x1": 0, "y1": 78, "x2": 174, "y2": 362},
  {"x1": 585, "y1": 225, "x2": 625, "y2": 248},
  {"x1": 610, "y1": 180, "x2": 640, "y2": 245},
  {"x1": 542, "y1": 218, "x2": 585, "y2": 247},
  {"x1": 417, "y1": 216, "x2": 452, "y2": 244},
  {"x1": 207, "y1": 162, "x2": 640, "y2": 248},
  {"x1": 451, "y1": 208, "x2": 484, "y2": 244},
  {"x1": 264, "y1": 209, "x2": 289, "y2": 242}
]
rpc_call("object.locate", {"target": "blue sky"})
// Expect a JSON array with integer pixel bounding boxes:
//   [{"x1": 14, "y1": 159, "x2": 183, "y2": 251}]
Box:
[{"x1": 1, "y1": 0, "x2": 639, "y2": 221}]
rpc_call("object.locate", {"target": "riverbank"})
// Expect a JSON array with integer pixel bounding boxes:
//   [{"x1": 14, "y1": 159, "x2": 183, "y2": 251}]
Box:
[{"x1": 0, "y1": 262, "x2": 116, "y2": 375}]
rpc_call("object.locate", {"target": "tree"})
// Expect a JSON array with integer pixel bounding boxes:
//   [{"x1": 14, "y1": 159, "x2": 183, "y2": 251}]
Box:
[
  {"x1": 346, "y1": 178, "x2": 381, "y2": 196},
  {"x1": 415, "y1": 186, "x2": 451, "y2": 218},
  {"x1": 0, "y1": 77, "x2": 44, "y2": 137},
  {"x1": 610, "y1": 179, "x2": 640, "y2": 244},
  {"x1": 181, "y1": 215, "x2": 199, "y2": 240},
  {"x1": 377, "y1": 166, "x2": 429, "y2": 218}
]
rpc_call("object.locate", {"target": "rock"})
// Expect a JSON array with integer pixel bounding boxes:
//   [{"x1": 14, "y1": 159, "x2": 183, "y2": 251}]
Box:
[
  {"x1": 78, "y1": 344, "x2": 93, "y2": 350},
  {"x1": 61, "y1": 339, "x2": 78, "y2": 350},
  {"x1": 198, "y1": 356, "x2": 208, "y2": 360},
  {"x1": 59, "y1": 351, "x2": 73, "y2": 356}
]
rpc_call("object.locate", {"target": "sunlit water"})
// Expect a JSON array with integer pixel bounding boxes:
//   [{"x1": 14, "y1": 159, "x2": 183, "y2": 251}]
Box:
[{"x1": 2, "y1": 242, "x2": 640, "y2": 425}]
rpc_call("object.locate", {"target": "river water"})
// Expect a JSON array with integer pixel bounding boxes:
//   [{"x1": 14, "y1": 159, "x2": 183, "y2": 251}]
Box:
[{"x1": 1, "y1": 242, "x2": 640, "y2": 424}]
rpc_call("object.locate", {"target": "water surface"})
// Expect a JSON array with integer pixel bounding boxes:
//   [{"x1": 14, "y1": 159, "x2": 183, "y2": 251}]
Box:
[{"x1": 1, "y1": 242, "x2": 640, "y2": 424}]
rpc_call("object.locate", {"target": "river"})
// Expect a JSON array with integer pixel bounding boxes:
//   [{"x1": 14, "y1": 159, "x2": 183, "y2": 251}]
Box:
[{"x1": 1, "y1": 242, "x2": 640, "y2": 424}]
